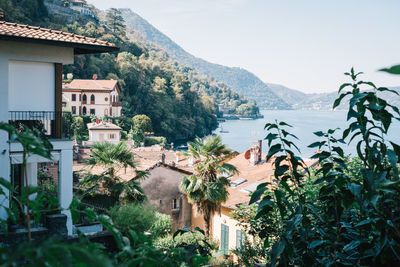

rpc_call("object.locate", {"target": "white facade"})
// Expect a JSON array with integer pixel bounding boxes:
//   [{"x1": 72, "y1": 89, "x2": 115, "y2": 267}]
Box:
[
  {"x1": 8, "y1": 61, "x2": 55, "y2": 112},
  {"x1": 88, "y1": 129, "x2": 121, "y2": 144},
  {"x1": 69, "y1": 0, "x2": 94, "y2": 17},
  {"x1": 62, "y1": 81, "x2": 122, "y2": 117},
  {"x1": 83, "y1": 121, "x2": 122, "y2": 146},
  {"x1": 0, "y1": 40, "x2": 74, "y2": 235}
]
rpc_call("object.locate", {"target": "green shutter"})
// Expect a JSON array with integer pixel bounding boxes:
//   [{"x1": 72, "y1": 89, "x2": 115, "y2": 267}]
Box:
[
  {"x1": 236, "y1": 229, "x2": 241, "y2": 249},
  {"x1": 220, "y1": 224, "x2": 229, "y2": 254},
  {"x1": 236, "y1": 230, "x2": 246, "y2": 249}
]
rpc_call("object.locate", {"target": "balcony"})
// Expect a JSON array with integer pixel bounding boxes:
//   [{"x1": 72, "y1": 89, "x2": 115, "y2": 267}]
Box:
[
  {"x1": 8, "y1": 111, "x2": 72, "y2": 139},
  {"x1": 111, "y1": 101, "x2": 122, "y2": 107}
]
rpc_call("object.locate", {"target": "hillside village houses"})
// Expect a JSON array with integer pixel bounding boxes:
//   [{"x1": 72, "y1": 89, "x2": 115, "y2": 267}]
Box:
[
  {"x1": 0, "y1": 13, "x2": 118, "y2": 236},
  {"x1": 62, "y1": 78, "x2": 122, "y2": 117}
]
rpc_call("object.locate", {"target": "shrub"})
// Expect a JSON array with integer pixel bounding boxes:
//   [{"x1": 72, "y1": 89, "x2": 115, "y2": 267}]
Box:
[
  {"x1": 154, "y1": 230, "x2": 217, "y2": 251},
  {"x1": 144, "y1": 136, "x2": 167, "y2": 147},
  {"x1": 108, "y1": 203, "x2": 156, "y2": 233},
  {"x1": 149, "y1": 212, "x2": 172, "y2": 238}
]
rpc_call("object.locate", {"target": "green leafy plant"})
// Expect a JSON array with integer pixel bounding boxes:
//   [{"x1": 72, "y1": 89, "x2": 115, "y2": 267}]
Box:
[
  {"x1": 0, "y1": 122, "x2": 53, "y2": 241},
  {"x1": 246, "y1": 69, "x2": 400, "y2": 266}
]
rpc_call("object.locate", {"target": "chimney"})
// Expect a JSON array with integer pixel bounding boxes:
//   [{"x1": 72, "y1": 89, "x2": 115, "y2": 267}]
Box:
[
  {"x1": 160, "y1": 153, "x2": 166, "y2": 164},
  {"x1": 249, "y1": 141, "x2": 262, "y2": 166},
  {"x1": 92, "y1": 74, "x2": 98, "y2": 80},
  {"x1": 0, "y1": 9, "x2": 4, "y2": 21}
]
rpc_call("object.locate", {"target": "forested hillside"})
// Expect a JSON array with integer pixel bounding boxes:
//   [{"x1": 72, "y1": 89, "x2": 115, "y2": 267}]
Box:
[
  {"x1": 120, "y1": 8, "x2": 291, "y2": 110},
  {"x1": 0, "y1": 0, "x2": 261, "y2": 141}
]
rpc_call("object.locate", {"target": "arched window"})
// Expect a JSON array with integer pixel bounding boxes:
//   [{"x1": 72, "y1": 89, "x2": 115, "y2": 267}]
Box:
[
  {"x1": 82, "y1": 94, "x2": 87, "y2": 104},
  {"x1": 90, "y1": 94, "x2": 95, "y2": 104},
  {"x1": 82, "y1": 106, "x2": 87, "y2": 115}
]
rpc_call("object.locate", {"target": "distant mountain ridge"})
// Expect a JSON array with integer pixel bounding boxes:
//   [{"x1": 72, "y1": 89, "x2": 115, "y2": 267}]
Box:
[
  {"x1": 120, "y1": 8, "x2": 291, "y2": 110},
  {"x1": 268, "y1": 83, "x2": 400, "y2": 110}
]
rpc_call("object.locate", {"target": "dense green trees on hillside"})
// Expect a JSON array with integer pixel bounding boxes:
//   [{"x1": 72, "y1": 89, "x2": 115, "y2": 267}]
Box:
[
  {"x1": 0, "y1": 2, "x2": 260, "y2": 141},
  {"x1": 59, "y1": 12, "x2": 218, "y2": 141},
  {"x1": 0, "y1": 0, "x2": 48, "y2": 24}
]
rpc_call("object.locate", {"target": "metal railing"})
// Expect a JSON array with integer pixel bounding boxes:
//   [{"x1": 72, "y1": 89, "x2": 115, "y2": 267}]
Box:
[
  {"x1": 8, "y1": 111, "x2": 71, "y2": 139},
  {"x1": 111, "y1": 101, "x2": 122, "y2": 107}
]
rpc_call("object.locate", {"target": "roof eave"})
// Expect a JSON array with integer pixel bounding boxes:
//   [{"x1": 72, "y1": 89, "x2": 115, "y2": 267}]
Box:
[{"x1": 0, "y1": 35, "x2": 120, "y2": 55}]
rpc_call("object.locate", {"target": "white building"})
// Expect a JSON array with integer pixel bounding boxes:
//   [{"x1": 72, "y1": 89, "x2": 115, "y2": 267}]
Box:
[
  {"x1": 68, "y1": 0, "x2": 94, "y2": 17},
  {"x1": 83, "y1": 120, "x2": 122, "y2": 146},
  {"x1": 62, "y1": 79, "x2": 122, "y2": 117},
  {"x1": 0, "y1": 18, "x2": 118, "y2": 235}
]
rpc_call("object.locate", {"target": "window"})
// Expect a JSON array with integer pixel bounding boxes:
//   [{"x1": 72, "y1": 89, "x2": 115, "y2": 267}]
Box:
[
  {"x1": 82, "y1": 106, "x2": 87, "y2": 115},
  {"x1": 72, "y1": 94, "x2": 76, "y2": 101},
  {"x1": 220, "y1": 224, "x2": 229, "y2": 255},
  {"x1": 71, "y1": 106, "x2": 76, "y2": 114},
  {"x1": 90, "y1": 94, "x2": 95, "y2": 104},
  {"x1": 82, "y1": 94, "x2": 87, "y2": 104},
  {"x1": 236, "y1": 230, "x2": 246, "y2": 249},
  {"x1": 105, "y1": 97, "x2": 108, "y2": 102},
  {"x1": 90, "y1": 109, "x2": 95, "y2": 115},
  {"x1": 172, "y1": 198, "x2": 180, "y2": 210},
  {"x1": 109, "y1": 134, "x2": 115, "y2": 140}
]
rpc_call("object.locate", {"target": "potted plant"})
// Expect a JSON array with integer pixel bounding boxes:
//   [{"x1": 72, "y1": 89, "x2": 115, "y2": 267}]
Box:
[{"x1": 6, "y1": 204, "x2": 20, "y2": 233}]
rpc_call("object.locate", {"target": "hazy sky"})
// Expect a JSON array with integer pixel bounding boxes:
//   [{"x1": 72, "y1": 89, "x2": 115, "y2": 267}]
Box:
[{"x1": 90, "y1": 0, "x2": 400, "y2": 93}]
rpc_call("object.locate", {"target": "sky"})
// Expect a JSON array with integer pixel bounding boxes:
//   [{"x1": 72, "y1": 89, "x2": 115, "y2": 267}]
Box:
[{"x1": 90, "y1": 0, "x2": 400, "y2": 94}]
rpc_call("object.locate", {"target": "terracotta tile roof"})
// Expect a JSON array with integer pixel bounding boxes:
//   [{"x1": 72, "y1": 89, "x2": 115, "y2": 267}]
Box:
[
  {"x1": 64, "y1": 79, "x2": 119, "y2": 91},
  {"x1": 0, "y1": 21, "x2": 119, "y2": 54},
  {"x1": 222, "y1": 152, "x2": 318, "y2": 209},
  {"x1": 87, "y1": 121, "x2": 122, "y2": 131}
]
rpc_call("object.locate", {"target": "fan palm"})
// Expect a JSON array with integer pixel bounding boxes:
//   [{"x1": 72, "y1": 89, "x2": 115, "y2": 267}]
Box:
[
  {"x1": 80, "y1": 141, "x2": 148, "y2": 203},
  {"x1": 180, "y1": 135, "x2": 238, "y2": 236}
]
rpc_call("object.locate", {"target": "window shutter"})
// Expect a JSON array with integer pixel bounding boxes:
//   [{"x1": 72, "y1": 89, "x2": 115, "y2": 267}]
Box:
[
  {"x1": 236, "y1": 229, "x2": 241, "y2": 249},
  {"x1": 236, "y1": 230, "x2": 246, "y2": 249},
  {"x1": 220, "y1": 224, "x2": 229, "y2": 254}
]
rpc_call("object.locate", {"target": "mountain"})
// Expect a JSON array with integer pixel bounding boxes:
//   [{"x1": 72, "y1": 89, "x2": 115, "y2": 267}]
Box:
[
  {"x1": 268, "y1": 83, "x2": 400, "y2": 110},
  {"x1": 267, "y1": 83, "x2": 308, "y2": 106},
  {"x1": 120, "y1": 8, "x2": 291, "y2": 110},
  {"x1": 267, "y1": 83, "x2": 340, "y2": 110}
]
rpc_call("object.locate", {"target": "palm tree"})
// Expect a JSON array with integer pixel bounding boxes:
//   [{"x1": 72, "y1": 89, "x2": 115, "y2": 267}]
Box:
[
  {"x1": 79, "y1": 141, "x2": 148, "y2": 203},
  {"x1": 180, "y1": 135, "x2": 238, "y2": 236}
]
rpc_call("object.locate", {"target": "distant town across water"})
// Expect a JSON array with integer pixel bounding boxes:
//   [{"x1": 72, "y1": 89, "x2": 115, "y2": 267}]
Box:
[{"x1": 214, "y1": 110, "x2": 400, "y2": 158}]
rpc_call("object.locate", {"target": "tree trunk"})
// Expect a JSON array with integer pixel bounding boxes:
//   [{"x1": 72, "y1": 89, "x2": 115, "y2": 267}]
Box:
[{"x1": 204, "y1": 209, "x2": 210, "y2": 237}]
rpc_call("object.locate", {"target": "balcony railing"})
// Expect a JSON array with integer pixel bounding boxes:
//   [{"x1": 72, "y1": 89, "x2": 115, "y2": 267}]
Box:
[
  {"x1": 111, "y1": 102, "x2": 122, "y2": 107},
  {"x1": 8, "y1": 111, "x2": 72, "y2": 139}
]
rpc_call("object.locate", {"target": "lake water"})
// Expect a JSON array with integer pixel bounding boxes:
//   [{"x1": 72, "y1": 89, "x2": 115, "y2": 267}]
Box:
[{"x1": 214, "y1": 110, "x2": 400, "y2": 158}]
